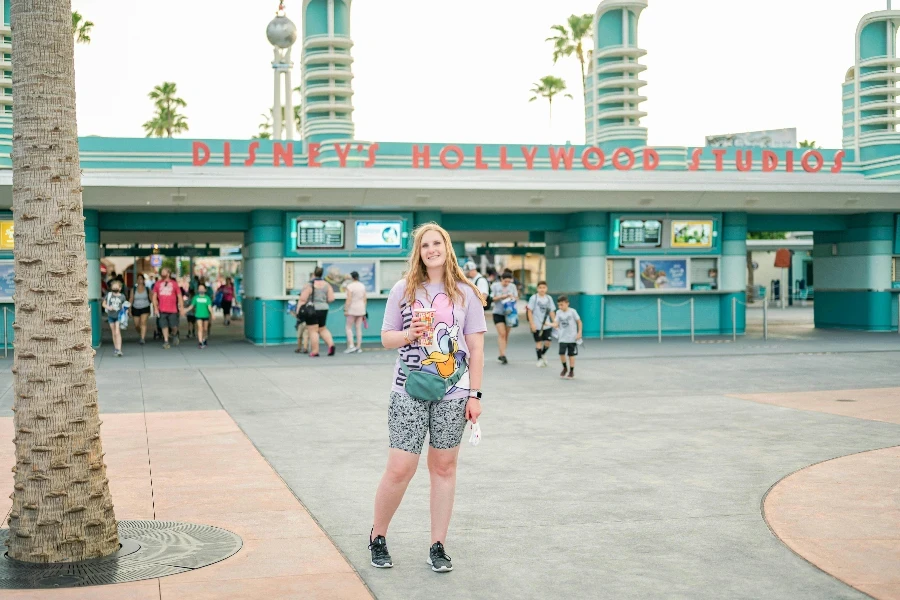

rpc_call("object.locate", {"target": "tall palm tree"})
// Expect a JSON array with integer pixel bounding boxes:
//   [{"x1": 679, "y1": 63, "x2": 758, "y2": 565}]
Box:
[
  {"x1": 547, "y1": 14, "x2": 594, "y2": 90},
  {"x1": 142, "y1": 82, "x2": 189, "y2": 138},
  {"x1": 9, "y1": 0, "x2": 118, "y2": 562},
  {"x1": 71, "y1": 10, "x2": 93, "y2": 44},
  {"x1": 529, "y1": 76, "x2": 572, "y2": 125},
  {"x1": 254, "y1": 112, "x2": 272, "y2": 139}
]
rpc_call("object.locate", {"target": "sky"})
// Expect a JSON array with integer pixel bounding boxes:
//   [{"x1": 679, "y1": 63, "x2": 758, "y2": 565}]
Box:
[{"x1": 70, "y1": 0, "x2": 889, "y2": 149}]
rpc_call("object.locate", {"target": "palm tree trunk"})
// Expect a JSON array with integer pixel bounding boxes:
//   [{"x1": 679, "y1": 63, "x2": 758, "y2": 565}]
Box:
[
  {"x1": 548, "y1": 97, "x2": 553, "y2": 127},
  {"x1": 8, "y1": 0, "x2": 118, "y2": 562}
]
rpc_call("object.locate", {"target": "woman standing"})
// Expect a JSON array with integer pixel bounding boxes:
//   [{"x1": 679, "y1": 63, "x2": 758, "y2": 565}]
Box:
[
  {"x1": 219, "y1": 277, "x2": 236, "y2": 326},
  {"x1": 297, "y1": 266, "x2": 336, "y2": 357},
  {"x1": 129, "y1": 274, "x2": 152, "y2": 345},
  {"x1": 370, "y1": 223, "x2": 486, "y2": 573},
  {"x1": 343, "y1": 270, "x2": 367, "y2": 353}
]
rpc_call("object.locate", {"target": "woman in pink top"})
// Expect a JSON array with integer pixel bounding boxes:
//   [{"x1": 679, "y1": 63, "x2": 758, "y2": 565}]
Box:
[
  {"x1": 220, "y1": 278, "x2": 236, "y2": 326},
  {"x1": 343, "y1": 271, "x2": 367, "y2": 353}
]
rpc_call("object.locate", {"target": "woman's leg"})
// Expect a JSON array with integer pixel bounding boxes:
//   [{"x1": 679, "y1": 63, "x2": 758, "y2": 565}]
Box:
[
  {"x1": 372, "y1": 448, "x2": 420, "y2": 537},
  {"x1": 355, "y1": 316, "x2": 364, "y2": 349},
  {"x1": 345, "y1": 317, "x2": 355, "y2": 349},
  {"x1": 200, "y1": 321, "x2": 208, "y2": 344},
  {"x1": 139, "y1": 314, "x2": 148, "y2": 341},
  {"x1": 319, "y1": 326, "x2": 334, "y2": 348},
  {"x1": 308, "y1": 324, "x2": 320, "y2": 354},
  {"x1": 495, "y1": 321, "x2": 508, "y2": 357},
  {"x1": 427, "y1": 445, "x2": 461, "y2": 544}
]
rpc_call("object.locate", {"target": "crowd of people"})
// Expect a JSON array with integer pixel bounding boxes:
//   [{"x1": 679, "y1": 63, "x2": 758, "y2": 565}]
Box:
[{"x1": 102, "y1": 267, "x2": 237, "y2": 355}]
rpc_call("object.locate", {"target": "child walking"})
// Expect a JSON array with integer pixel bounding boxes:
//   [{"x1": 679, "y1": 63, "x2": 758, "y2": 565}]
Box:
[
  {"x1": 527, "y1": 281, "x2": 556, "y2": 367},
  {"x1": 184, "y1": 283, "x2": 212, "y2": 348},
  {"x1": 103, "y1": 280, "x2": 127, "y2": 357},
  {"x1": 553, "y1": 295, "x2": 582, "y2": 379}
]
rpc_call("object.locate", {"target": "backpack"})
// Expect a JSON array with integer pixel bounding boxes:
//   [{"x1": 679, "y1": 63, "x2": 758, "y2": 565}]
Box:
[
  {"x1": 503, "y1": 299, "x2": 519, "y2": 328},
  {"x1": 213, "y1": 289, "x2": 224, "y2": 308},
  {"x1": 475, "y1": 276, "x2": 492, "y2": 310}
]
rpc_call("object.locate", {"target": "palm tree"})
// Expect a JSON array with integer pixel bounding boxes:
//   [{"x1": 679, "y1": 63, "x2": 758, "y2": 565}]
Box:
[
  {"x1": 529, "y1": 76, "x2": 572, "y2": 125},
  {"x1": 142, "y1": 82, "x2": 189, "y2": 138},
  {"x1": 547, "y1": 14, "x2": 594, "y2": 90},
  {"x1": 799, "y1": 140, "x2": 818, "y2": 148},
  {"x1": 71, "y1": 11, "x2": 93, "y2": 44},
  {"x1": 9, "y1": 0, "x2": 118, "y2": 562},
  {"x1": 254, "y1": 113, "x2": 272, "y2": 139}
]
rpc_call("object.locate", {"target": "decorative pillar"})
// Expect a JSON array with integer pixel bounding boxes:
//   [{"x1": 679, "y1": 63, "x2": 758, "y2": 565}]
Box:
[
  {"x1": 719, "y1": 212, "x2": 747, "y2": 335},
  {"x1": 243, "y1": 210, "x2": 286, "y2": 344},
  {"x1": 267, "y1": 4, "x2": 298, "y2": 140},
  {"x1": 84, "y1": 210, "x2": 102, "y2": 347},
  {"x1": 545, "y1": 212, "x2": 608, "y2": 337},
  {"x1": 814, "y1": 213, "x2": 895, "y2": 331}
]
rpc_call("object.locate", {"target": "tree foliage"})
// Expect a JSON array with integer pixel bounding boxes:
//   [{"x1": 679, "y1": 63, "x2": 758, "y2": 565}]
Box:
[
  {"x1": 142, "y1": 82, "x2": 189, "y2": 138},
  {"x1": 71, "y1": 11, "x2": 93, "y2": 45},
  {"x1": 546, "y1": 14, "x2": 593, "y2": 89},
  {"x1": 529, "y1": 76, "x2": 572, "y2": 124}
]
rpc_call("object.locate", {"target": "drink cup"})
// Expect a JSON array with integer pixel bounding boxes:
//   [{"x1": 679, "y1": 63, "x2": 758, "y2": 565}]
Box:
[{"x1": 413, "y1": 307, "x2": 436, "y2": 346}]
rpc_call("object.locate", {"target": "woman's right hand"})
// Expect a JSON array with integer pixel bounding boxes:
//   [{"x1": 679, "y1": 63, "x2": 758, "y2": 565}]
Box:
[{"x1": 408, "y1": 315, "x2": 428, "y2": 340}]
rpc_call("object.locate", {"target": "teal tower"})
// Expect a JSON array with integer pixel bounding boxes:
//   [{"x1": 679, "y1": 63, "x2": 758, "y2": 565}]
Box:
[
  {"x1": 585, "y1": 0, "x2": 648, "y2": 149},
  {"x1": 301, "y1": 0, "x2": 355, "y2": 143}
]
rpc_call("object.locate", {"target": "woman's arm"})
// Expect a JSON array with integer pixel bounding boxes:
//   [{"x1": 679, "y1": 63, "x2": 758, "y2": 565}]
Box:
[
  {"x1": 381, "y1": 315, "x2": 428, "y2": 349},
  {"x1": 344, "y1": 287, "x2": 353, "y2": 313},
  {"x1": 464, "y1": 331, "x2": 485, "y2": 423},
  {"x1": 326, "y1": 284, "x2": 335, "y2": 303},
  {"x1": 298, "y1": 284, "x2": 310, "y2": 304}
]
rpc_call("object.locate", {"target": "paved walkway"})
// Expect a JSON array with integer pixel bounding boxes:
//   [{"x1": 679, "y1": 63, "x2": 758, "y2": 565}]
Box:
[{"x1": 0, "y1": 328, "x2": 899, "y2": 598}]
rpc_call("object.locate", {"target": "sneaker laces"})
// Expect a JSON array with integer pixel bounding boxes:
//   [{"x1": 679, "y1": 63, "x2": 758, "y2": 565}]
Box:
[
  {"x1": 369, "y1": 536, "x2": 389, "y2": 558},
  {"x1": 430, "y1": 542, "x2": 451, "y2": 561}
]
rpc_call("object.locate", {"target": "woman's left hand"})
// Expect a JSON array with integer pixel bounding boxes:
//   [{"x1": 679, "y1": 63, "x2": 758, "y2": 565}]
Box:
[{"x1": 465, "y1": 397, "x2": 482, "y2": 423}]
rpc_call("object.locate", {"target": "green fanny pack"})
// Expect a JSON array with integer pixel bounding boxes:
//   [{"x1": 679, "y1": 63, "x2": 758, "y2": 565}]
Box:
[{"x1": 399, "y1": 360, "x2": 467, "y2": 402}]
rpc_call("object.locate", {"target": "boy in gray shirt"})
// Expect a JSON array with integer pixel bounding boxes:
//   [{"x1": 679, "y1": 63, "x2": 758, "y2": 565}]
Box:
[{"x1": 553, "y1": 295, "x2": 582, "y2": 379}]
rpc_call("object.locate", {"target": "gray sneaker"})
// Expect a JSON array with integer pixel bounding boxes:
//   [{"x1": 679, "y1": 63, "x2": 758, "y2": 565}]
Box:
[
  {"x1": 428, "y1": 542, "x2": 452, "y2": 572},
  {"x1": 369, "y1": 532, "x2": 393, "y2": 568}
]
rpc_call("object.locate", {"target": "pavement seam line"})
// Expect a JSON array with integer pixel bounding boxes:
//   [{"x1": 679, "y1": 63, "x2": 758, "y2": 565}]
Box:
[
  {"x1": 138, "y1": 370, "x2": 157, "y2": 520},
  {"x1": 759, "y1": 443, "x2": 900, "y2": 600},
  {"x1": 196, "y1": 368, "x2": 377, "y2": 600}
]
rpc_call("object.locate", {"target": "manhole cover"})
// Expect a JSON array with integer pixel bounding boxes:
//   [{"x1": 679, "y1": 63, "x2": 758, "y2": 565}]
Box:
[
  {"x1": 0, "y1": 520, "x2": 242, "y2": 589},
  {"x1": 836, "y1": 398, "x2": 856, "y2": 402}
]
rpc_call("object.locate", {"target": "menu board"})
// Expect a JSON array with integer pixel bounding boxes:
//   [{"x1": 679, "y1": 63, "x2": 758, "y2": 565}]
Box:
[
  {"x1": 296, "y1": 219, "x2": 344, "y2": 249},
  {"x1": 356, "y1": 221, "x2": 402, "y2": 249},
  {"x1": 671, "y1": 220, "x2": 713, "y2": 248},
  {"x1": 619, "y1": 219, "x2": 662, "y2": 248}
]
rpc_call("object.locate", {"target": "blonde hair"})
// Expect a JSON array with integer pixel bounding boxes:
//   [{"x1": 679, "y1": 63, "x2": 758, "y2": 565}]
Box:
[{"x1": 402, "y1": 223, "x2": 486, "y2": 309}]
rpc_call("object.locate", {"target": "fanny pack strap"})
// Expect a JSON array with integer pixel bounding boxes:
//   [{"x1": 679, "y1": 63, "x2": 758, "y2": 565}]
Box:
[{"x1": 399, "y1": 359, "x2": 467, "y2": 390}]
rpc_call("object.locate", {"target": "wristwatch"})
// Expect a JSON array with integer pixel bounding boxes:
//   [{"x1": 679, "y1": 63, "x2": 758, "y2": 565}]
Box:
[{"x1": 468, "y1": 389, "x2": 482, "y2": 399}]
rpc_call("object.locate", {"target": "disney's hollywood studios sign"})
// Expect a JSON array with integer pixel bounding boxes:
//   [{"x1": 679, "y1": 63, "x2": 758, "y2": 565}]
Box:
[{"x1": 192, "y1": 141, "x2": 846, "y2": 173}]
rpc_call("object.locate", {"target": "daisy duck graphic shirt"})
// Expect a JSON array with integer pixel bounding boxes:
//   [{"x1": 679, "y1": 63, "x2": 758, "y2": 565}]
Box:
[{"x1": 382, "y1": 280, "x2": 487, "y2": 401}]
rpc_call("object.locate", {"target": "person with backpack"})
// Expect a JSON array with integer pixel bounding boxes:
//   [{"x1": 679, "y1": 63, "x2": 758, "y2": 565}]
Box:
[
  {"x1": 465, "y1": 262, "x2": 491, "y2": 310},
  {"x1": 527, "y1": 281, "x2": 556, "y2": 368},
  {"x1": 489, "y1": 270, "x2": 518, "y2": 364},
  {"x1": 219, "y1": 278, "x2": 236, "y2": 326},
  {"x1": 102, "y1": 279, "x2": 127, "y2": 357},
  {"x1": 296, "y1": 266, "x2": 336, "y2": 357}
]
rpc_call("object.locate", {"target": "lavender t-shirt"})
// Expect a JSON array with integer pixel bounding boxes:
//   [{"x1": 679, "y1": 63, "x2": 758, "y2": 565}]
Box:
[{"x1": 382, "y1": 280, "x2": 487, "y2": 401}]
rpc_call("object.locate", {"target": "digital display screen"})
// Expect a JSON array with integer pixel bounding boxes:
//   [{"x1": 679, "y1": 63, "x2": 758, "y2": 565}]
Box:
[
  {"x1": 619, "y1": 219, "x2": 662, "y2": 248},
  {"x1": 356, "y1": 221, "x2": 403, "y2": 249},
  {"x1": 296, "y1": 220, "x2": 345, "y2": 249},
  {"x1": 671, "y1": 220, "x2": 713, "y2": 248}
]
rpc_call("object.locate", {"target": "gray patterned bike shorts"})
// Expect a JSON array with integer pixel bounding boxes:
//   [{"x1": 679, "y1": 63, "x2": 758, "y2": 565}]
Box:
[{"x1": 388, "y1": 391, "x2": 468, "y2": 455}]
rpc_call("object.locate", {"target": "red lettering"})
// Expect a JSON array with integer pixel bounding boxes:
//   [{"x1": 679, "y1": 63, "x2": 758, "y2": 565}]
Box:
[
  {"x1": 499, "y1": 146, "x2": 513, "y2": 170},
  {"x1": 192, "y1": 141, "x2": 210, "y2": 167},
  {"x1": 334, "y1": 143, "x2": 352, "y2": 167},
  {"x1": 736, "y1": 150, "x2": 753, "y2": 172},
  {"x1": 643, "y1": 148, "x2": 659, "y2": 171},
  {"x1": 762, "y1": 150, "x2": 778, "y2": 172},
  {"x1": 612, "y1": 147, "x2": 635, "y2": 170},
  {"x1": 712, "y1": 149, "x2": 727, "y2": 171},
  {"x1": 244, "y1": 141, "x2": 259, "y2": 167},
  {"x1": 802, "y1": 150, "x2": 823, "y2": 173},
  {"x1": 307, "y1": 142, "x2": 322, "y2": 167},
  {"x1": 581, "y1": 147, "x2": 605, "y2": 170},
  {"x1": 521, "y1": 146, "x2": 538, "y2": 170},
  {"x1": 223, "y1": 142, "x2": 231, "y2": 167},
  {"x1": 412, "y1": 145, "x2": 431, "y2": 168},
  {"x1": 474, "y1": 146, "x2": 489, "y2": 170},
  {"x1": 273, "y1": 142, "x2": 294, "y2": 167},
  {"x1": 785, "y1": 150, "x2": 794, "y2": 172},
  {"x1": 831, "y1": 150, "x2": 845, "y2": 174},
  {"x1": 688, "y1": 148, "x2": 703, "y2": 171},
  {"x1": 440, "y1": 145, "x2": 464, "y2": 169},
  {"x1": 549, "y1": 146, "x2": 575, "y2": 170},
  {"x1": 365, "y1": 143, "x2": 379, "y2": 168}
]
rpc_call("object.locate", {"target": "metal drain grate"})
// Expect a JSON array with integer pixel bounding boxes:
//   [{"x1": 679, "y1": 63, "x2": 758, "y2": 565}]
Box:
[{"x1": 0, "y1": 520, "x2": 242, "y2": 589}]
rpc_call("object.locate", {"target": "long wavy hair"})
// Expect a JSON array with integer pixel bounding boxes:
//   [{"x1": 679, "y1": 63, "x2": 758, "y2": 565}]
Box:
[{"x1": 402, "y1": 223, "x2": 486, "y2": 309}]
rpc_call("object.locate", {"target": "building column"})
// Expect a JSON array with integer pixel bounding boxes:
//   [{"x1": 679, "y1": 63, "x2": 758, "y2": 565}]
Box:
[
  {"x1": 814, "y1": 213, "x2": 895, "y2": 331},
  {"x1": 85, "y1": 210, "x2": 102, "y2": 347},
  {"x1": 243, "y1": 210, "x2": 285, "y2": 344},
  {"x1": 545, "y1": 212, "x2": 607, "y2": 338},
  {"x1": 719, "y1": 212, "x2": 747, "y2": 335}
]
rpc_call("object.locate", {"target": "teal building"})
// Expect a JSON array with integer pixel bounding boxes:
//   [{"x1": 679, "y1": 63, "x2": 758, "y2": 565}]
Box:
[{"x1": 0, "y1": 0, "x2": 897, "y2": 347}]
